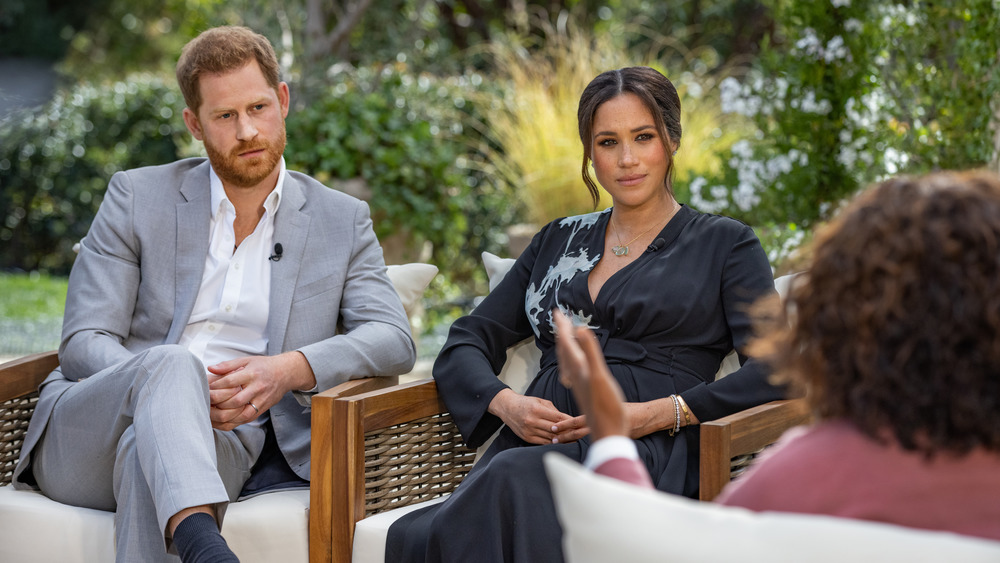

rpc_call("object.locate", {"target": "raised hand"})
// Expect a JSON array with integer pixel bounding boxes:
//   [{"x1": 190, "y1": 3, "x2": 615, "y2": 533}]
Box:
[{"x1": 553, "y1": 310, "x2": 629, "y2": 441}]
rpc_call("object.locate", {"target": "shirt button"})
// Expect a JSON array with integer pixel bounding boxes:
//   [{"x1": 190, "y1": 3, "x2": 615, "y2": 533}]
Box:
[
  {"x1": 234, "y1": 262, "x2": 241, "y2": 270},
  {"x1": 208, "y1": 324, "x2": 217, "y2": 332},
  {"x1": 225, "y1": 304, "x2": 233, "y2": 312}
]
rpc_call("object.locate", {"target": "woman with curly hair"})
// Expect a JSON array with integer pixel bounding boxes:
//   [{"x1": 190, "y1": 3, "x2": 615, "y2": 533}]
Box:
[{"x1": 557, "y1": 170, "x2": 1000, "y2": 540}]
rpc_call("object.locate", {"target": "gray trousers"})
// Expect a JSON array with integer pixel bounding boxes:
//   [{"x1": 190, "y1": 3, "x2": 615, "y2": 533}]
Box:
[{"x1": 29, "y1": 345, "x2": 266, "y2": 562}]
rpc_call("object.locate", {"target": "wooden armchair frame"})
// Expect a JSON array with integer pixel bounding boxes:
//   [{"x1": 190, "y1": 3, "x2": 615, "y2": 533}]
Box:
[{"x1": 313, "y1": 378, "x2": 812, "y2": 563}]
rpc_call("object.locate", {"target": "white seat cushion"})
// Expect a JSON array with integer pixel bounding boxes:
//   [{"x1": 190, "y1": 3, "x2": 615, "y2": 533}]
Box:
[
  {"x1": 544, "y1": 453, "x2": 1000, "y2": 563},
  {"x1": 0, "y1": 486, "x2": 115, "y2": 562},
  {"x1": 0, "y1": 486, "x2": 310, "y2": 563},
  {"x1": 352, "y1": 496, "x2": 448, "y2": 563}
]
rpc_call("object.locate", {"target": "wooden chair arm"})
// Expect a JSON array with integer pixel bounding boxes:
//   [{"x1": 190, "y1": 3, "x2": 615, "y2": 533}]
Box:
[
  {"x1": 699, "y1": 398, "x2": 811, "y2": 501},
  {"x1": 0, "y1": 351, "x2": 59, "y2": 403},
  {"x1": 311, "y1": 378, "x2": 475, "y2": 563},
  {"x1": 1, "y1": 351, "x2": 60, "y2": 485}
]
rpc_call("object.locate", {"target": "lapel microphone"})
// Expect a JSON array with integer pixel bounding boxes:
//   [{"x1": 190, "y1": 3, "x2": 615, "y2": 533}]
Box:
[
  {"x1": 269, "y1": 243, "x2": 283, "y2": 261},
  {"x1": 646, "y1": 238, "x2": 666, "y2": 253}
]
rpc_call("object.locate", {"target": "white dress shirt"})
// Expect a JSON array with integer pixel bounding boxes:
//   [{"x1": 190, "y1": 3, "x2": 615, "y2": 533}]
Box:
[{"x1": 179, "y1": 159, "x2": 287, "y2": 425}]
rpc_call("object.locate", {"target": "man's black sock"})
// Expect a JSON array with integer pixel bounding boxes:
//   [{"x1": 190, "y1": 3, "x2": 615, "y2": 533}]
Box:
[{"x1": 173, "y1": 512, "x2": 240, "y2": 563}]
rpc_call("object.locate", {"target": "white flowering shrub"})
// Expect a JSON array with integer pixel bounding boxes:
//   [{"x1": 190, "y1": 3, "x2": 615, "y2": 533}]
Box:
[
  {"x1": 680, "y1": 0, "x2": 1000, "y2": 264},
  {"x1": 683, "y1": 0, "x2": 889, "y2": 234}
]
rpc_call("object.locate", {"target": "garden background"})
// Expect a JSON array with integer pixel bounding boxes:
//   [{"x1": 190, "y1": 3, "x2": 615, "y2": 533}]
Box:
[{"x1": 2, "y1": 0, "x2": 999, "y2": 362}]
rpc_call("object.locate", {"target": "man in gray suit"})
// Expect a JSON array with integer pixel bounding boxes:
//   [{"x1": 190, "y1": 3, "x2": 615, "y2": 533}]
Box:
[{"x1": 12, "y1": 26, "x2": 416, "y2": 562}]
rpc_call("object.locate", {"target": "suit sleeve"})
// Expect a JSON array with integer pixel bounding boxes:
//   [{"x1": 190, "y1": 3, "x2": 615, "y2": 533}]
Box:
[
  {"x1": 679, "y1": 225, "x2": 786, "y2": 421},
  {"x1": 58, "y1": 171, "x2": 141, "y2": 380},
  {"x1": 294, "y1": 201, "x2": 416, "y2": 397}
]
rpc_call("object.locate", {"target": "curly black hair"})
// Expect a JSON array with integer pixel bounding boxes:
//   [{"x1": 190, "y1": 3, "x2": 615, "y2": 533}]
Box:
[{"x1": 752, "y1": 170, "x2": 1000, "y2": 456}]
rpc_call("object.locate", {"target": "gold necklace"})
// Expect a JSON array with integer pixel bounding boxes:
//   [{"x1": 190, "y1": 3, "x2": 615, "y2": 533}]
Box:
[{"x1": 610, "y1": 216, "x2": 659, "y2": 257}]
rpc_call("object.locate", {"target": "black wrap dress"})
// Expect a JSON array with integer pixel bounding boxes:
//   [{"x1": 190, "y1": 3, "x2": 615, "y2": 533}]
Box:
[{"x1": 387, "y1": 205, "x2": 785, "y2": 562}]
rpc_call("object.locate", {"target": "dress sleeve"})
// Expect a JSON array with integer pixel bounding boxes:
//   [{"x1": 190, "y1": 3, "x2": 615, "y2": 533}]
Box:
[
  {"x1": 432, "y1": 227, "x2": 548, "y2": 448},
  {"x1": 679, "y1": 224, "x2": 786, "y2": 421}
]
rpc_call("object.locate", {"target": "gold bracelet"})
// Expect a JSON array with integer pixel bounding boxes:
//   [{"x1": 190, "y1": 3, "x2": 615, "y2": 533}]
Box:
[{"x1": 676, "y1": 394, "x2": 692, "y2": 427}]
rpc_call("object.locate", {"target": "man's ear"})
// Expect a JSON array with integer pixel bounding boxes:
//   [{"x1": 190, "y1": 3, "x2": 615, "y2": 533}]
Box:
[
  {"x1": 278, "y1": 82, "x2": 290, "y2": 119},
  {"x1": 182, "y1": 107, "x2": 204, "y2": 141}
]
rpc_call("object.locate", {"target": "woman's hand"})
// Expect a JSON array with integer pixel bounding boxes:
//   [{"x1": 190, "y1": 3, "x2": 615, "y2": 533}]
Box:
[{"x1": 489, "y1": 389, "x2": 579, "y2": 445}]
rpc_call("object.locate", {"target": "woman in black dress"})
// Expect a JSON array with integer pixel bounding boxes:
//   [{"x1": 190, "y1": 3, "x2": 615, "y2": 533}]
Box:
[{"x1": 387, "y1": 66, "x2": 784, "y2": 562}]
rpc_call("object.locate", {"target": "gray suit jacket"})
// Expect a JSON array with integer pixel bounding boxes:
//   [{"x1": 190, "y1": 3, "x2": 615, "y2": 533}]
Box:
[{"x1": 16, "y1": 157, "x2": 415, "y2": 483}]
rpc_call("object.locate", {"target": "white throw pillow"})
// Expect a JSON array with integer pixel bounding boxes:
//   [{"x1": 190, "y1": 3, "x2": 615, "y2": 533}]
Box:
[
  {"x1": 386, "y1": 263, "x2": 438, "y2": 318},
  {"x1": 481, "y1": 251, "x2": 516, "y2": 292},
  {"x1": 480, "y1": 252, "x2": 540, "y2": 395},
  {"x1": 544, "y1": 453, "x2": 1000, "y2": 563}
]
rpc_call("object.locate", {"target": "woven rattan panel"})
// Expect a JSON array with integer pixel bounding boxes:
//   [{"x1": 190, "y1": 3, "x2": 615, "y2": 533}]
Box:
[
  {"x1": 729, "y1": 453, "x2": 760, "y2": 480},
  {"x1": 363, "y1": 413, "x2": 476, "y2": 517},
  {"x1": 0, "y1": 392, "x2": 38, "y2": 486}
]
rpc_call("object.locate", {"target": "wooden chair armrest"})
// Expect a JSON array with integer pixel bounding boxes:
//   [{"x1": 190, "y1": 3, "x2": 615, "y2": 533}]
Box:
[
  {"x1": 313, "y1": 374, "x2": 401, "y2": 402},
  {"x1": 0, "y1": 351, "x2": 59, "y2": 403},
  {"x1": 310, "y1": 378, "x2": 475, "y2": 563},
  {"x1": 699, "y1": 398, "x2": 811, "y2": 501},
  {"x1": 1, "y1": 351, "x2": 60, "y2": 485}
]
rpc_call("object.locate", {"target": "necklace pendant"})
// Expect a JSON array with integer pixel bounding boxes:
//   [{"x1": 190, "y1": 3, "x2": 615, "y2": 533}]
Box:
[{"x1": 612, "y1": 245, "x2": 629, "y2": 257}]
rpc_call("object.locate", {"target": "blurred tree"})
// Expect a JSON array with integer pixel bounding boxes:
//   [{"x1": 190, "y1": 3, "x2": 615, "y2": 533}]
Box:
[{"x1": 304, "y1": 0, "x2": 376, "y2": 62}]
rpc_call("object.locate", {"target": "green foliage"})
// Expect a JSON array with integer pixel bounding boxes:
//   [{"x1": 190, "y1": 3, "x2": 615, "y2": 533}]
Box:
[
  {"x1": 684, "y1": 0, "x2": 886, "y2": 231},
  {"x1": 284, "y1": 65, "x2": 518, "y2": 289},
  {"x1": 684, "y1": 0, "x2": 1000, "y2": 250},
  {"x1": 58, "y1": 0, "x2": 232, "y2": 80},
  {"x1": 0, "y1": 0, "x2": 102, "y2": 59},
  {"x1": 875, "y1": 1, "x2": 1000, "y2": 172},
  {"x1": 0, "y1": 75, "x2": 187, "y2": 273}
]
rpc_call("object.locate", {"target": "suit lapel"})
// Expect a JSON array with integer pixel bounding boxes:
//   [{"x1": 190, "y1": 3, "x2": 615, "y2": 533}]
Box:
[
  {"x1": 167, "y1": 161, "x2": 212, "y2": 344},
  {"x1": 267, "y1": 175, "x2": 310, "y2": 355}
]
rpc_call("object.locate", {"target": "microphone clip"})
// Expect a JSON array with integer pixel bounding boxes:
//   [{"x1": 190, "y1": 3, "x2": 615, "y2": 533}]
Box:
[
  {"x1": 646, "y1": 238, "x2": 666, "y2": 253},
  {"x1": 269, "y1": 242, "x2": 283, "y2": 261}
]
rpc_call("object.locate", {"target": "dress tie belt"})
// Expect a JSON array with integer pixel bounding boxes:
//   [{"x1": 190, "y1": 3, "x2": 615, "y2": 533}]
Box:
[{"x1": 539, "y1": 335, "x2": 721, "y2": 383}]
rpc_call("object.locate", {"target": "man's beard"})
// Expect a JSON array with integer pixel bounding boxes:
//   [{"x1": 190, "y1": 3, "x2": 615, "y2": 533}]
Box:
[{"x1": 204, "y1": 127, "x2": 286, "y2": 188}]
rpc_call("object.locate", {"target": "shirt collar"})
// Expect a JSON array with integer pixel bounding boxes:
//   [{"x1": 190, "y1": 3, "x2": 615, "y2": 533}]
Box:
[{"x1": 209, "y1": 156, "x2": 286, "y2": 217}]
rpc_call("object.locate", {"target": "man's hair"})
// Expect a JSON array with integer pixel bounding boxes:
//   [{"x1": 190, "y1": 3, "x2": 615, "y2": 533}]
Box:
[
  {"x1": 175, "y1": 26, "x2": 281, "y2": 112},
  {"x1": 752, "y1": 170, "x2": 1000, "y2": 456},
  {"x1": 576, "y1": 66, "x2": 682, "y2": 207}
]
